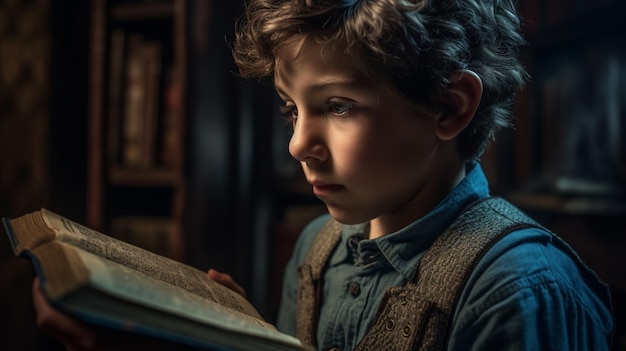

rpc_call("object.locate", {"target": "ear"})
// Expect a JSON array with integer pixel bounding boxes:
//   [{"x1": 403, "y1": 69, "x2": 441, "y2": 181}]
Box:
[{"x1": 436, "y1": 70, "x2": 483, "y2": 141}]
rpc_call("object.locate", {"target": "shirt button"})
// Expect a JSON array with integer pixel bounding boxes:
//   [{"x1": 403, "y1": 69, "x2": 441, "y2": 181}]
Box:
[{"x1": 348, "y1": 282, "x2": 361, "y2": 297}]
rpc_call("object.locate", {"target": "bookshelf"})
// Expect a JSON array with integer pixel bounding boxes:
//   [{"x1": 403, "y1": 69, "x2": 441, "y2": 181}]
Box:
[
  {"x1": 86, "y1": 0, "x2": 187, "y2": 260},
  {"x1": 485, "y1": 0, "x2": 626, "y2": 214}
]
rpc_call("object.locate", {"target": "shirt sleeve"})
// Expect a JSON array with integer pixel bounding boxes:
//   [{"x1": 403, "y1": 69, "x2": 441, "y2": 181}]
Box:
[
  {"x1": 448, "y1": 228, "x2": 614, "y2": 351},
  {"x1": 275, "y1": 214, "x2": 332, "y2": 336}
]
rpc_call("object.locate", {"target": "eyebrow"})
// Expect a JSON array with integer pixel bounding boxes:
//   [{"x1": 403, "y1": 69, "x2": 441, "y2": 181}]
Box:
[{"x1": 275, "y1": 79, "x2": 366, "y2": 98}]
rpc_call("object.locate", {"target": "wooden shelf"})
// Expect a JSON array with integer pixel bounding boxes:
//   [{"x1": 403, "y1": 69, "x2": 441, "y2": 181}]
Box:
[
  {"x1": 508, "y1": 192, "x2": 626, "y2": 216},
  {"x1": 109, "y1": 167, "x2": 183, "y2": 186},
  {"x1": 505, "y1": 0, "x2": 626, "y2": 214},
  {"x1": 111, "y1": 2, "x2": 175, "y2": 20}
]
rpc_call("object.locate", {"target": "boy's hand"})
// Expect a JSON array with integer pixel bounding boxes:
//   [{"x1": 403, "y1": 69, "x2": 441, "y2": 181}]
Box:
[
  {"x1": 32, "y1": 278, "x2": 186, "y2": 351},
  {"x1": 207, "y1": 269, "x2": 247, "y2": 298},
  {"x1": 32, "y1": 277, "x2": 105, "y2": 350}
]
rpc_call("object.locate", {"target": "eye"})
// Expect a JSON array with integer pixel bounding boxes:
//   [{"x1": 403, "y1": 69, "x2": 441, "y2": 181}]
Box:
[
  {"x1": 279, "y1": 104, "x2": 298, "y2": 125},
  {"x1": 328, "y1": 101, "x2": 355, "y2": 116}
]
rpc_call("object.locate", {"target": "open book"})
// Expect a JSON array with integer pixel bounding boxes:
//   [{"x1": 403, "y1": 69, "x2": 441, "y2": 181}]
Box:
[{"x1": 3, "y1": 208, "x2": 310, "y2": 351}]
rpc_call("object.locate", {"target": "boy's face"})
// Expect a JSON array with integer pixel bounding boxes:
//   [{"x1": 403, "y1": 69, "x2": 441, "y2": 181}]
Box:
[{"x1": 274, "y1": 38, "x2": 458, "y2": 236}]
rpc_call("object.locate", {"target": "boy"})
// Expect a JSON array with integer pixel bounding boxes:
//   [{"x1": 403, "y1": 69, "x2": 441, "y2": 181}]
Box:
[
  {"x1": 232, "y1": 0, "x2": 613, "y2": 350},
  {"x1": 32, "y1": 0, "x2": 613, "y2": 350}
]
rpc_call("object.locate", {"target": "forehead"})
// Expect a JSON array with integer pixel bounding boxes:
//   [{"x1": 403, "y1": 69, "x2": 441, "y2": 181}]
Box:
[{"x1": 273, "y1": 37, "x2": 376, "y2": 91}]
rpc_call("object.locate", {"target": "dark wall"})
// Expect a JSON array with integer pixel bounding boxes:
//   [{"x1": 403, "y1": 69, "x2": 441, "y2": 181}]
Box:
[
  {"x1": 0, "y1": 0, "x2": 88, "y2": 349},
  {"x1": 183, "y1": 0, "x2": 277, "y2": 316},
  {"x1": 49, "y1": 0, "x2": 89, "y2": 221}
]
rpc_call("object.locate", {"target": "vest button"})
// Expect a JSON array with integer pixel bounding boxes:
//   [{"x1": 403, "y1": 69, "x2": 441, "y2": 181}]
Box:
[
  {"x1": 348, "y1": 282, "x2": 361, "y2": 297},
  {"x1": 403, "y1": 324, "x2": 412, "y2": 337},
  {"x1": 385, "y1": 318, "x2": 395, "y2": 331}
]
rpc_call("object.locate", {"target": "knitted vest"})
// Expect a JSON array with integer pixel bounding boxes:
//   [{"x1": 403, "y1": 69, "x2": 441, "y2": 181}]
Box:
[{"x1": 295, "y1": 197, "x2": 543, "y2": 351}]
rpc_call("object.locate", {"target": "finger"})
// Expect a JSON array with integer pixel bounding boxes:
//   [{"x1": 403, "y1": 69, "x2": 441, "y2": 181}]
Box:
[
  {"x1": 207, "y1": 269, "x2": 247, "y2": 297},
  {"x1": 32, "y1": 278, "x2": 99, "y2": 350}
]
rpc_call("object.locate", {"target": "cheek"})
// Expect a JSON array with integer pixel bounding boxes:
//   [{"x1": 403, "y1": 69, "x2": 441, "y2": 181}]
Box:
[
  {"x1": 334, "y1": 126, "x2": 438, "y2": 182},
  {"x1": 390, "y1": 131, "x2": 438, "y2": 166},
  {"x1": 386, "y1": 117, "x2": 440, "y2": 166}
]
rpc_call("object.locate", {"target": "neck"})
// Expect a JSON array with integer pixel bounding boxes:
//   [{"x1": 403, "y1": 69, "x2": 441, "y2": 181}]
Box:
[{"x1": 368, "y1": 160, "x2": 467, "y2": 239}]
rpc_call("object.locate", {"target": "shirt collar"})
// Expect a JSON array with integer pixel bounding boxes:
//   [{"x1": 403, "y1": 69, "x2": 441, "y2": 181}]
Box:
[{"x1": 339, "y1": 162, "x2": 491, "y2": 280}]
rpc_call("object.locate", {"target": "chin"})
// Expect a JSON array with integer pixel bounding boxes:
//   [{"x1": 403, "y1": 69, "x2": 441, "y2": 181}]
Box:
[{"x1": 326, "y1": 207, "x2": 369, "y2": 225}]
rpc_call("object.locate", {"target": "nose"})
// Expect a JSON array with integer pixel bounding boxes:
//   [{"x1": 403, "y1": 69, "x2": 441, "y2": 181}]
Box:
[{"x1": 288, "y1": 115, "x2": 328, "y2": 164}]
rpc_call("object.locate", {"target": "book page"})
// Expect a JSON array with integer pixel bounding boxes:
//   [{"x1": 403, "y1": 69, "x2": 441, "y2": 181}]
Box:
[
  {"x1": 72, "y1": 246, "x2": 288, "y2": 335},
  {"x1": 40, "y1": 209, "x2": 262, "y2": 320}
]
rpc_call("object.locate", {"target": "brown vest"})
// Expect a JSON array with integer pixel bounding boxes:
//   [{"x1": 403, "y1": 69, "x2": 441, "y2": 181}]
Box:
[{"x1": 296, "y1": 197, "x2": 541, "y2": 351}]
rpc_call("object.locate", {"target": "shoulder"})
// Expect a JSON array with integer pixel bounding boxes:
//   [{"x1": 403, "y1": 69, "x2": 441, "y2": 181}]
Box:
[
  {"x1": 450, "y1": 226, "x2": 613, "y2": 349},
  {"x1": 461, "y1": 226, "x2": 612, "y2": 318},
  {"x1": 458, "y1": 197, "x2": 610, "y2": 311}
]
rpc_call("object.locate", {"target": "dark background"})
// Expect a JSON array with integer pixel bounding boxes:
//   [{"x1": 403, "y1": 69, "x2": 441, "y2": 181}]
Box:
[{"x1": 0, "y1": 0, "x2": 624, "y2": 350}]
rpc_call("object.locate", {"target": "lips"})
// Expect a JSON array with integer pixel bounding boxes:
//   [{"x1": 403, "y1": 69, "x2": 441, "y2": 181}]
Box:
[{"x1": 310, "y1": 180, "x2": 344, "y2": 196}]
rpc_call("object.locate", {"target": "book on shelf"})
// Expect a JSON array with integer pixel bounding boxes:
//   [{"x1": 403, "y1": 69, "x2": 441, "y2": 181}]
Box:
[
  {"x1": 110, "y1": 215, "x2": 179, "y2": 259},
  {"x1": 160, "y1": 66, "x2": 183, "y2": 169},
  {"x1": 536, "y1": 43, "x2": 625, "y2": 194},
  {"x1": 107, "y1": 28, "x2": 126, "y2": 167},
  {"x1": 2, "y1": 208, "x2": 310, "y2": 351},
  {"x1": 120, "y1": 34, "x2": 163, "y2": 169}
]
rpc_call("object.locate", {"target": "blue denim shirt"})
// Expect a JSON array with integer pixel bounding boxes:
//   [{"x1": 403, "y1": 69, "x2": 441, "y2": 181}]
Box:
[{"x1": 276, "y1": 163, "x2": 613, "y2": 350}]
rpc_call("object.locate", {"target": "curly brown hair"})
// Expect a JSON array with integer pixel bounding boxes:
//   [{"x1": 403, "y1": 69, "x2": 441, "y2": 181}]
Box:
[{"x1": 233, "y1": 0, "x2": 528, "y2": 161}]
